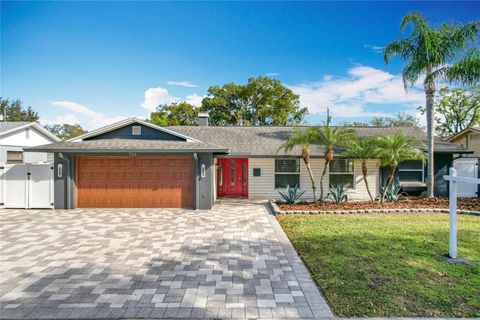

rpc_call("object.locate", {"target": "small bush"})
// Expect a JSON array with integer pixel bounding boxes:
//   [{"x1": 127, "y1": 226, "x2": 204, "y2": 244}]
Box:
[
  {"x1": 327, "y1": 184, "x2": 348, "y2": 204},
  {"x1": 278, "y1": 185, "x2": 305, "y2": 204},
  {"x1": 377, "y1": 180, "x2": 408, "y2": 202}
]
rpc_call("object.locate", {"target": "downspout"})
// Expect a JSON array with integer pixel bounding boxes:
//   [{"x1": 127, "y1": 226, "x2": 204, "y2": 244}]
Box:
[{"x1": 193, "y1": 153, "x2": 199, "y2": 210}]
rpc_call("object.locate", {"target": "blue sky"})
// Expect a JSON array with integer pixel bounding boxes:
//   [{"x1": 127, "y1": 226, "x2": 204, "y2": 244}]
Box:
[{"x1": 2, "y1": 1, "x2": 479, "y2": 130}]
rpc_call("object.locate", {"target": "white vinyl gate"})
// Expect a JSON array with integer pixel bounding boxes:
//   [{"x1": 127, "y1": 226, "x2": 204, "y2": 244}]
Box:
[
  {"x1": 0, "y1": 163, "x2": 54, "y2": 209},
  {"x1": 453, "y1": 157, "x2": 479, "y2": 198}
]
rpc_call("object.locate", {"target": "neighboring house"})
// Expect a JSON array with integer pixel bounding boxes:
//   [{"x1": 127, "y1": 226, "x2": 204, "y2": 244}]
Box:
[
  {"x1": 0, "y1": 122, "x2": 61, "y2": 163},
  {"x1": 448, "y1": 127, "x2": 480, "y2": 157},
  {"x1": 28, "y1": 116, "x2": 470, "y2": 210}
]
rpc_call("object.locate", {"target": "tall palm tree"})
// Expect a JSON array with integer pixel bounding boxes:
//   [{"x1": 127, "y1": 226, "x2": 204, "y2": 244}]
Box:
[
  {"x1": 376, "y1": 131, "x2": 426, "y2": 204},
  {"x1": 314, "y1": 125, "x2": 356, "y2": 201},
  {"x1": 384, "y1": 12, "x2": 479, "y2": 197},
  {"x1": 278, "y1": 127, "x2": 319, "y2": 201},
  {"x1": 342, "y1": 138, "x2": 379, "y2": 201}
]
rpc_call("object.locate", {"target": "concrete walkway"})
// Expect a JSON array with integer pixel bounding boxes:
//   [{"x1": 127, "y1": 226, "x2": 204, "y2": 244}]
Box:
[{"x1": 0, "y1": 200, "x2": 333, "y2": 319}]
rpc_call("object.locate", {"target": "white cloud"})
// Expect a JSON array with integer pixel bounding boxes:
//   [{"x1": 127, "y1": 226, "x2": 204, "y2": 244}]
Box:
[
  {"x1": 141, "y1": 87, "x2": 179, "y2": 111},
  {"x1": 50, "y1": 100, "x2": 127, "y2": 130},
  {"x1": 185, "y1": 94, "x2": 205, "y2": 107},
  {"x1": 50, "y1": 100, "x2": 103, "y2": 118},
  {"x1": 56, "y1": 114, "x2": 79, "y2": 125},
  {"x1": 363, "y1": 44, "x2": 385, "y2": 53},
  {"x1": 166, "y1": 81, "x2": 198, "y2": 88},
  {"x1": 142, "y1": 87, "x2": 206, "y2": 110},
  {"x1": 289, "y1": 65, "x2": 424, "y2": 118},
  {"x1": 264, "y1": 72, "x2": 281, "y2": 77}
]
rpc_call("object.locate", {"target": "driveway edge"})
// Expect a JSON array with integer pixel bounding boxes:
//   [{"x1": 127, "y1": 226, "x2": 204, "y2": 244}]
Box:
[{"x1": 263, "y1": 204, "x2": 335, "y2": 319}]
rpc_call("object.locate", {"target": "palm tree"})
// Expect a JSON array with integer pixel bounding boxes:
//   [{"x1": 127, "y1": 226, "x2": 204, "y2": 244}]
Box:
[
  {"x1": 384, "y1": 12, "x2": 479, "y2": 197},
  {"x1": 376, "y1": 131, "x2": 426, "y2": 204},
  {"x1": 342, "y1": 138, "x2": 379, "y2": 201},
  {"x1": 278, "y1": 127, "x2": 318, "y2": 201},
  {"x1": 314, "y1": 125, "x2": 356, "y2": 201}
]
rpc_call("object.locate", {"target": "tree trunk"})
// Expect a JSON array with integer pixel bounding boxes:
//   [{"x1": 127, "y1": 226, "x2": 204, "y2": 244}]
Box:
[
  {"x1": 362, "y1": 160, "x2": 374, "y2": 201},
  {"x1": 381, "y1": 164, "x2": 397, "y2": 205},
  {"x1": 305, "y1": 160, "x2": 316, "y2": 202},
  {"x1": 302, "y1": 147, "x2": 316, "y2": 201},
  {"x1": 319, "y1": 159, "x2": 329, "y2": 201},
  {"x1": 425, "y1": 66, "x2": 435, "y2": 197}
]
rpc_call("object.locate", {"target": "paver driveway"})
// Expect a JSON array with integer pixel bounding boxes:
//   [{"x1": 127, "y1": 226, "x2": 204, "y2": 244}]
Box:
[{"x1": 0, "y1": 200, "x2": 332, "y2": 319}]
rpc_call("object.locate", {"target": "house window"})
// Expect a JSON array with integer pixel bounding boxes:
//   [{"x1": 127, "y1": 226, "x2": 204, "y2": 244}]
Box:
[
  {"x1": 329, "y1": 159, "x2": 354, "y2": 188},
  {"x1": 132, "y1": 126, "x2": 141, "y2": 135},
  {"x1": 7, "y1": 151, "x2": 23, "y2": 164},
  {"x1": 275, "y1": 159, "x2": 300, "y2": 188},
  {"x1": 398, "y1": 160, "x2": 424, "y2": 182}
]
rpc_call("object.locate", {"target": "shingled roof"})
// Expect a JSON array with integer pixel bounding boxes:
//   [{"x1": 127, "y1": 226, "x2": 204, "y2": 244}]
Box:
[
  {"x1": 166, "y1": 125, "x2": 469, "y2": 156},
  {"x1": 25, "y1": 117, "x2": 469, "y2": 156},
  {"x1": 26, "y1": 139, "x2": 228, "y2": 153},
  {"x1": 0, "y1": 121, "x2": 32, "y2": 133}
]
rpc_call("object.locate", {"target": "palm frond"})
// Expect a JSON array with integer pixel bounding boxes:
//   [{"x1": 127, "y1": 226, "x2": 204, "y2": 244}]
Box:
[
  {"x1": 400, "y1": 11, "x2": 427, "y2": 32},
  {"x1": 277, "y1": 127, "x2": 317, "y2": 153},
  {"x1": 402, "y1": 60, "x2": 426, "y2": 90},
  {"x1": 429, "y1": 52, "x2": 480, "y2": 85},
  {"x1": 383, "y1": 39, "x2": 415, "y2": 64},
  {"x1": 375, "y1": 130, "x2": 425, "y2": 167},
  {"x1": 446, "y1": 22, "x2": 480, "y2": 59}
]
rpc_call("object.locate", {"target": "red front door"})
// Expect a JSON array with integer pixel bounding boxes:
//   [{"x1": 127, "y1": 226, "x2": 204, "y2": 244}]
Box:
[{"x1": 217, "y1": 158, "x2": 248, "y2": 197}]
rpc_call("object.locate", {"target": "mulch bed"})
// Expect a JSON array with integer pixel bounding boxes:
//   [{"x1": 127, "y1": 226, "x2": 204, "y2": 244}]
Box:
[{"x1": 278, "y1": 197, "x2": 480, "y2": 212}]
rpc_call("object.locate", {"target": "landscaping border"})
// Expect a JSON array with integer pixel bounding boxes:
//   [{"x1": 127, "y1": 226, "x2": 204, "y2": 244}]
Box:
[{"x1": 269, "y1": 200, "x2": 480, "y2": 216}]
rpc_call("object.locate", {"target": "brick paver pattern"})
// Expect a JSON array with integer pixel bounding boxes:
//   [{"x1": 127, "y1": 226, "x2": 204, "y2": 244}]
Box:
[{"x1": 0, "y1": 200, "x2": 333, "y2": 319}]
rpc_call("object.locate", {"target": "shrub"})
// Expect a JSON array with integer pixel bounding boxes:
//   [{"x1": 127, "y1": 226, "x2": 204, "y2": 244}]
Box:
[
  {"x1": 377, "y1": 180, "x2": 408, "y2": 202},
  {"x1": 327, "y1": 184, "x2": 348, "y2": 204},
  {"x1": 278, "y1": 185, "x2": 305, "y2": 204}
]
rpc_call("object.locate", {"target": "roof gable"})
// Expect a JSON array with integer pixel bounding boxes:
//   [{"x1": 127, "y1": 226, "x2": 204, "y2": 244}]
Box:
[
  {"x1": 71, "y1": 118, "x2": 199, "y2": 142},
  {"x1": 448, "y1": 127, "x2": 480, "y2": 142},
  {"x1": 0, "y1": 122, "x2": 60, "y2": 142}
]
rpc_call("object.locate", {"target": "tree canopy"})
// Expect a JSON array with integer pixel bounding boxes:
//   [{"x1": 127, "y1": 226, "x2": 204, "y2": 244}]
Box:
[
  {"x1": 418, "y1": 86, "x2": 480, "y2": 137},
  {"x1": 0, "y1": 98, "x2": 39, "y2": 122},
  {"x1": 370, "y1": 112, "x2": 421, "y2": 128},
  {"x1": 149, "y1": 102, "x2": 199, "y2": 126},
  {"x1": 201, "y1": 76, "x2": 307, "y2": 126},
  {"x1": 341, "y1": 112, "x2": 421, "y2": 128},
  {"x1": 45, "y1": 123, "x2": 88, "y2": 140}
]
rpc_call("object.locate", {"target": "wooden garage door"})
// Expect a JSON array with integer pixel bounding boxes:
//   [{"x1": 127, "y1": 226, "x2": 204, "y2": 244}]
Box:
[{"x1": 76, "y1": 156, "x2": 193, "y2": 208}]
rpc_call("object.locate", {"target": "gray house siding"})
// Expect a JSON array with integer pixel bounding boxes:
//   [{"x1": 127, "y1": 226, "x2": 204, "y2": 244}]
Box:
[
  {"x1": 197, "y1": 153, "x2": 214, "y2": 210},
  {"x1": 54, "y1": 153, "x2": 76, "y2": 209},
  {"x1": 433, "y1": 153, "x2": 453, "y2": 197},
  {"x1": 84, "y1": 124, "x2": 186, "y2": 141}
]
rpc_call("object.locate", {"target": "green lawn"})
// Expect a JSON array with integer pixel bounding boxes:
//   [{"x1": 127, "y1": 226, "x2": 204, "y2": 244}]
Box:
[{"x1": 278, "y1": 214, "x2": 480, "y2": 317}]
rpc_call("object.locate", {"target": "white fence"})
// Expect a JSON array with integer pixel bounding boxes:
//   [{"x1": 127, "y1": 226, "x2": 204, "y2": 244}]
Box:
[
  {"x1": 453, "y1": 157, "x2": 478, "y2": 197},
  {"x1": 0, "y1": 163, "x2": 54, "y2": 209}
]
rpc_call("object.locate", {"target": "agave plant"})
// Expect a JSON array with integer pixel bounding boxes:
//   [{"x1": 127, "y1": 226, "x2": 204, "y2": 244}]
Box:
[
  {"x1": 376, "y1": 180, "x2": 408, "y2": 203},
  {"x1": 327, "y1": 184, "x2": 348, "y2": 204},
  {"x1": 278, "y1": 185, "x2": 305, "y2": 204}
]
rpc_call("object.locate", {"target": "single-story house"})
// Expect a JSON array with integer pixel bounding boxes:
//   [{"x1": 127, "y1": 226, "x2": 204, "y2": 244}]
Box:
[
  {"x1": 27, "y1": 115, "x2": 471, "y2": 209},
  {"x1": 448, "y1": 127, "x2": 480, "y2": 157},
  {"x1": 0, "y1": 121, "x2": 60, "y2": 164}
]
